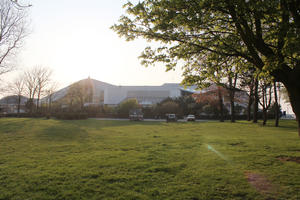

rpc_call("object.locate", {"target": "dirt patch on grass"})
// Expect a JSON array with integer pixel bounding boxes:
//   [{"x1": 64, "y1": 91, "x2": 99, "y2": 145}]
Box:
[
  {"x1": 277, "y1": 156, "x2": 300, "y2": 164},
  {"x1": 245, "y1": 171, "x2": 277, "y2": 195}
]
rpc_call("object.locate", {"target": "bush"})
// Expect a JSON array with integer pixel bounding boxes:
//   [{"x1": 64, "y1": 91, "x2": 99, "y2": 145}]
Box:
[
  {"x1": 54, "y1": 113, "x2": 88, "y2": 120},
  {"x1": 117, "y1": 99, "x2": 140, "y2": 115}
]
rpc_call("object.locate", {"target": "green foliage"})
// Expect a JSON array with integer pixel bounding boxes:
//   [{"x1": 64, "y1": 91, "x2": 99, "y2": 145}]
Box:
[
  {"x1": 0, "y1": 118, "x2": 299, "y2": 199},
  {"x1": 157, "y1": 101, "x2": 180, "y2": 115},
  {"x1": 113, "y1": 0, "x2": 298, "y2": 71},
  {"x1": 117, "y1": 98, "x2": 140, "y2": 115},
  {"x1": 203, "y1": 104, "x2": 219, "y2": 116},
  {"x1": 63, "y1": 80, "x2": 94, "y2": 111}
]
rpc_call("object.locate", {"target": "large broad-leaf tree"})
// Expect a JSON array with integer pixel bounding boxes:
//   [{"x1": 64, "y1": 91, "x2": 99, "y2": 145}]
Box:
[{"x1": 112, "y1": 0, "x2": 300, "y2": 136}]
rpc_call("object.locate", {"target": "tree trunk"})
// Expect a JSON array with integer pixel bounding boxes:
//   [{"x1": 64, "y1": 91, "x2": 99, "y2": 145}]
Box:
[
  {"x1": 49, "y1": 95, "x2": 52, "y2": 113},
  {"x1": 247, "y1": 78, "x2": 254, "y2": 121},
  {"x1": 284, "y1": 82, "x2": 300, "y2": 137},
  {"x1": 298, "y1": 119, "x2": 300, "y2": 138},
  {"x1": 247, "y1": 92, "x2": 253, "y2": 121},
  {"x1": 274, "y1": 81, "x2": 279, "y2": 127},
  {"x1": 253, "y1": 78, "x2": 259, "y2": 123},
  {"x1": 17, "y1": 95, "x2": 21, "y2": 115},
  {"x1": 262, "y1": 109, "x2": 267, "y2": 126},
  {"x1": 37, "y1": 91, "x2": 41, "y2": 111},
  {"x1": 230, "y1": 94, "x2": 235, "y2": 122},
  {"x1": 273, "y1": 65, "x2": 300, "y2": 137},
  {"x1": 218, "y1": 86, "x2": 224, "y2": 122},
  {"x1": 228, "y1": 74, "x2": 236, "y2": 123},
  {"x1": 247, "y1": 101, "x2": 252, "y2": 121}
]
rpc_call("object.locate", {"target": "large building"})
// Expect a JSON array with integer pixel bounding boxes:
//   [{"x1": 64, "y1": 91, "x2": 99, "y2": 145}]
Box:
[
  {"x1": 50, "y1": 78, "x2": 198, "y2": 106},
  {"x1": 0, "y1": 95, "x2": 28, "y2": 114}
]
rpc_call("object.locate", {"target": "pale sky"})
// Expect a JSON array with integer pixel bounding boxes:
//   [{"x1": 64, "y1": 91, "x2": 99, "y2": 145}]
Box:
[{"x1": 8, "y1": 0, "x2": 183, "y2": 88}]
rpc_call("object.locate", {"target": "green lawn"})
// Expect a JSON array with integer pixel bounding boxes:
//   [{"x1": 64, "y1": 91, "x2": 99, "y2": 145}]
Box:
[{"x1": 0, "y1": 118, "x2": 299, "y2": 200}]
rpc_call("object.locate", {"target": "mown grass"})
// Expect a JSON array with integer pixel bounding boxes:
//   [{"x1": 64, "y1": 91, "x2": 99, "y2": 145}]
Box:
[{"x1": 0, "y1": 118, "x2": 299, "y2": 200}]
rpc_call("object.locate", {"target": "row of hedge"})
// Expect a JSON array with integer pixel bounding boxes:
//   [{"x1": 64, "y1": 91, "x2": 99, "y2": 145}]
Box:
[
  {"x1": 0, "y1": 112, "x2": 88, "y2": 120},
  {"x1": 54, "y1": 113, "x2": 88, "y2": 120}
]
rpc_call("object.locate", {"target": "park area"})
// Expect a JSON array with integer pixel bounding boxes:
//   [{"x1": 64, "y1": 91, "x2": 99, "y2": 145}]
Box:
[{"x1": 0, "y1": 118, "x2": 299, "y2": 200}]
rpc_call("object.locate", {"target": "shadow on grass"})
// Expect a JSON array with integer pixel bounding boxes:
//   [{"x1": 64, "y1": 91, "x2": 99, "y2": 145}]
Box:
[
  {"x1": 36, "y1": 119, "x2": 167, "y2": 142},
  {"x1": 62, "y1": 119, "x2": 167, "y2": 129},
  {"x1": 38, "y1": 124, "x2": 89, "y2": 142},
  {"x1": 0, "y1": 118, "x2": 36, "y2": 134},
  {"x1": 235, "y1": 120, "x2": 297, "y2": 132}
]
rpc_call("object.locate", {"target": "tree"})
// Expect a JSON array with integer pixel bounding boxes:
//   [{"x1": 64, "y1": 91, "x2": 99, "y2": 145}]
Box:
[
  {"x1": 23, "y1": 66, "x2": 53, "y2": 112},
  {"x1": 65, "y1": 81, "x2": 92, "y2": 111},
  {"x1": 174, "y1": 95, "x2": 196, "y2": 116},
  {"x1": 193, "y1": 85, "x2": 230, "y2": 119},
  {"x1": 157, "y1": 101, "x2": 180, "y2": 116},
  {"x1": 273, "y1": 81, "x2": 280, "y2": 127},
  {"x1": 259, "y1": 78, "x2": 273, "y2": 126},
  {"x1": 0, "y1": 0, "x2": 29, "y2": 78},
  {"x1": 35, "y1": 67, "x2": 52, "y2": 110},
  {"x1": 24, "y1": 68, "x2": 38, "y2": 113},
  {"x1": 10, "y1": 0, "x2": 32, "y2": 8},
  {"x1": 9, "y1": 74, "x2": 25, "y2": 114},
  {"x1": 193, "y1": 85, "x2": 227, "y2": 121},
  {"x1": 182, "y1": 52, "x2": 241, "y2": 122},
  {"x1": 44, "y1": 81, "x2": 58, "y2": 113},
  {"x1": 117, "y1": 98, "x2": 140, "y2": 116},
  {"x1": 240, "y1": 68, "x2": 257, "y2": 121},
  {"x1": 225, "y1": 65, "x2": 239, "y2": 122},
  {"x1": 113, "y1": 0, "x2": 300, "y2": 136},
  {"x1": 253, "y1": 77, "x2": 259, "y2": 123}
]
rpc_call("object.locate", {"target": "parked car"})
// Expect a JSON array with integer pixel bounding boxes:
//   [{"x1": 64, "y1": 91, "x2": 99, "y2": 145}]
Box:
[
  {"x1": 166, "y1": 114, "x2": 177, "y2": 122},
  {"x1": 129, "y1": 109, "x2": 144, "y2": 121},
  {"x1": 186, "y1": 114, "x2": 196, "y2": 121}
]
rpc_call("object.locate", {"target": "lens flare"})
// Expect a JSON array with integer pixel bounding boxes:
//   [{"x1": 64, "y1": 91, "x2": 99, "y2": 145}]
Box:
[{"x1": 206, "y1": 144, "x2": 228, "y2": 161}]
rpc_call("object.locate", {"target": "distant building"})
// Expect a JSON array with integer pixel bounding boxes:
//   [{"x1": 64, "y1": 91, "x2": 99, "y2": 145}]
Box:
[
  {"x1": 47, "y1": 78, "x2": 198, "y2": 107},
  {"x1": 0, "y1": 95, "x2": 28, "y2": 114}
]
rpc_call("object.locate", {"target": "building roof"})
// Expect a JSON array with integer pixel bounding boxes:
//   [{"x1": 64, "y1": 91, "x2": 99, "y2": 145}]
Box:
[
  {"x1": 0, "y1": 95, "x2": 28, "y2": 105},
  {"x1": 43, "y1": 78, "x2": 200, "y2": 105}
]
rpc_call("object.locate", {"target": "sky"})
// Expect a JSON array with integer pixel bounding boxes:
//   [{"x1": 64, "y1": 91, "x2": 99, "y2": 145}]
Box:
[{"x1": 8, "y1": 0, "x2": 183, "y2": 88}]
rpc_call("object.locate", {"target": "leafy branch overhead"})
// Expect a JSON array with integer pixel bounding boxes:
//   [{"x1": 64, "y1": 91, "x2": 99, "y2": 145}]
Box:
[{"x1": 112, "y1": 0, "x2": 299, "y2": 74}]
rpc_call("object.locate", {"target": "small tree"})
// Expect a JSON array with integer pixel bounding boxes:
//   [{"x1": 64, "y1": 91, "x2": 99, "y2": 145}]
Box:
[
  {"x1": 259, "y1": 79, "x2": 273, "y2": 126},
  {"x1": 35, "y1": 67, "x2": 52, "y2": 110},
  {"x1": 194, "y1": 85, "x2": 228, "y2": 121},
  {"x1": 9, "y1": 74, "x2": 25, "y2": 114},
  {"x1": 240, "y1": 68, "x2": 257, "y2": 121},
  {"x1": 174, "y1": 96, "x2": 196, "y2": 116},
  {"x1": 157, "y1": 101, "x2": 180, "y2": 116},
  {"x1": 44, "y1": 81, "x2": 58, "y2": 114},
  {"x1": 23, "y1": 66, "x2": 53, "y2": 112},
  {"x1": 65, "y1": 82, "x2": 88, "y2": 111},
  {"x1": 117, "y1": 98, "x2": 140, "y2": 116}
]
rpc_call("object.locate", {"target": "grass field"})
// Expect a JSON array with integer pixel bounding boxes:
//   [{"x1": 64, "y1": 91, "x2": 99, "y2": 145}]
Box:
[{"x1": 0, "y1": 118, "x2": 299, "y2": 200}]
